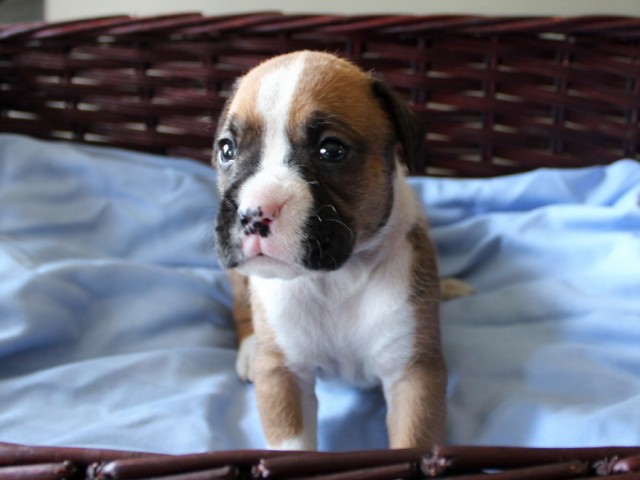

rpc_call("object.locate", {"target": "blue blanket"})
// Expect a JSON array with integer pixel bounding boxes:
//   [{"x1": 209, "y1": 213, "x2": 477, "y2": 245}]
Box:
[{"x1": 0, "y1": 134, "x2": 639, "y2": 452}]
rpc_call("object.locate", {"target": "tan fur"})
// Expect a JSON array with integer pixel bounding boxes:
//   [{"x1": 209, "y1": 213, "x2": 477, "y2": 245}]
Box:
[
  {"x1": 288, "y1": 53, "x2": 391, "y2": 145},
  {"x1": 441, "y1": 278, "x2": 475, "y2": 301},
  {"x1": 288, "y1": 53, "x2": 396, "y2": 243},
  {"x1": 385, "y1": 223, "x2": 447, "y2": 448},
  {"x1": 250, "y1": 289, "x2": 306, "y2": 447},
  {"x1": 227, "y1": 53, "x2": 302, "y2": 131},
  {"x1": 387, "y1": 359, "x2": 447, "y2": 447},
  {"x1": 228, "y1": 270, "x2": 253, "y2": 342}
]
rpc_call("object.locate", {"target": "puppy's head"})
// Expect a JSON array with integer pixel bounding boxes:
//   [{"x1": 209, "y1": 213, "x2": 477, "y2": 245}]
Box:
[{"x1": 214, "y1": 51, "x2": 424, "y2": 279}]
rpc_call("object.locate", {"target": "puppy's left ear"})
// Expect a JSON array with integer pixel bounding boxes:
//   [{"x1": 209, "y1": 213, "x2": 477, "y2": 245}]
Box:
[{"x1": 371, "y1": 78, "x2": 426, "y2": 174}]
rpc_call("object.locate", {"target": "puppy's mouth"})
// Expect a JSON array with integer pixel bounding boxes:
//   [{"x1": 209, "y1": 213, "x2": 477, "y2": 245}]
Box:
[
  {"x1": 230, "y1": 222, "x2": 311, "y2": 279},
  {"x1": 239, "y1": 228, "x2": 295, "y2": 266}
]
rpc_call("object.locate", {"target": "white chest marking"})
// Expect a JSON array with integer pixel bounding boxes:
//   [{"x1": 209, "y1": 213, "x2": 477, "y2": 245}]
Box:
[
  {"x1": 251, "y1": 175, "x2": 422, "y2": 388},
  {"x1": 253, "y1": 254, "x2": 415, "y2": 388}
]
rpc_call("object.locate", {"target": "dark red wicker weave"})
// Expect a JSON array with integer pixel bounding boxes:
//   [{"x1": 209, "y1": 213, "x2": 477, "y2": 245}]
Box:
[
  {"x1": 1, "y1": 12, "x2": 640, "y2": 479},
  {"x1": 1, "y1": 12, "x2": 639, "y2": 176},
  {"x1": 3, "y1": 441, "x2": 640, "y2": 479}
]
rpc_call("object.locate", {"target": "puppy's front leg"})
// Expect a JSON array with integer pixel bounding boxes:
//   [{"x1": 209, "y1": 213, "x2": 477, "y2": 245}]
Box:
[
  {"x1": 384, "y1": 355, "x2": 447, "y2": 449},
  {"x1": 253, "y1": 342, "x2": 318, "y2": 450},
  {"x1": 229, "y1": 271, "x2": 256, "y2": 382}
]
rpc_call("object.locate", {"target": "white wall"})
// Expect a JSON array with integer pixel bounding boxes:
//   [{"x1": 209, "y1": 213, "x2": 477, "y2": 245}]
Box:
[{"x1": 46, "y1": 0, "x2": 640, "y2": 22}]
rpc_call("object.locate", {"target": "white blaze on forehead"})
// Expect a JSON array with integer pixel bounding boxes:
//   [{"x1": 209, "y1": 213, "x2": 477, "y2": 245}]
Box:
[
  {"x1": 256, "y1": 53, "x2": 307, "y2": 171},
  {"x1": 232, "y1": 53, "x2": 315, "y2": 276}
]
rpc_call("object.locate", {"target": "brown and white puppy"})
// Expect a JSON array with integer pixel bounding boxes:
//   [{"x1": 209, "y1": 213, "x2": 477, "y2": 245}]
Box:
[{"x1": 214, "y1": 51, "x2": 446, "y2": 450}]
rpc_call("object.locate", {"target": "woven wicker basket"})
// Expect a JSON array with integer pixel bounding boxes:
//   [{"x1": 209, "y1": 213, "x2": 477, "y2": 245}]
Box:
[
  {"x1": 1, "y1": 12, "x2": 639, "y2": 177},
  {"x1": 1, "y1": 12, "x2": 640, "y2": 480}
]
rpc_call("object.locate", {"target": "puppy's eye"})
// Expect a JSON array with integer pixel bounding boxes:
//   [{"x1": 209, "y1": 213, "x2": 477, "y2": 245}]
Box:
[
  {"x1": 318, "y1": 139, "x2": 348, "y2": 163},
  {"x1": 217, "y1": 138, "x2": 237, "y2": 165}
]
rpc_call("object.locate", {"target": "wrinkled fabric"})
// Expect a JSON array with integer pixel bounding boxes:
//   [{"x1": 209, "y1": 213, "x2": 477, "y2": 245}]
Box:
[{"x1": 0, "y1": 134, "x2": 638, "y2": 452}]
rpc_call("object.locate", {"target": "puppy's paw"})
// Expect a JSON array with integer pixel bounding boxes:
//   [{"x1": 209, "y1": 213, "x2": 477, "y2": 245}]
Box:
[
  {"x1": 235, "y1": 334, "x2": 256, "y2": 382},
  {"x1": 268, "y1": 433, "x2": 317, "y2": 451},
  {"x1": 440, "y1": 278, "x2": 475, "y2": 301}
]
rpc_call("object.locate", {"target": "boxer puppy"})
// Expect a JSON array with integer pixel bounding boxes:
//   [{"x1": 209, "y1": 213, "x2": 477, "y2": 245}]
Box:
[{"x1": 214, "y1": 51, "x2": 447, "y2": 450}]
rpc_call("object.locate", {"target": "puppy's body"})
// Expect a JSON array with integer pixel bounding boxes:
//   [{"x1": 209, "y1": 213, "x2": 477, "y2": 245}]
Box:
[{"x1": 214, "y1": 51, "x2": 446, "y2": 450}]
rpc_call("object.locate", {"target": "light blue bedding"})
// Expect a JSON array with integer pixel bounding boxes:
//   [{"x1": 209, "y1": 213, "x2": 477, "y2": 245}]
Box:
[{"x1": 0, "y1": 133, "x2": 639, "y2": 452}]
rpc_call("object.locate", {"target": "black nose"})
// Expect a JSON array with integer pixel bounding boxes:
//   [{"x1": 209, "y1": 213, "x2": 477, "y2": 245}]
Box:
[{"x1": 238, "y1": 207, "x2": 271, "y2": 237}]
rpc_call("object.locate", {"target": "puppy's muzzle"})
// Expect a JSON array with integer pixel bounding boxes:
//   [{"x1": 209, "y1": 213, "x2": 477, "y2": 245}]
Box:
[{"x1": 215, "y1": 180, "x2": 357, "y2": 275}]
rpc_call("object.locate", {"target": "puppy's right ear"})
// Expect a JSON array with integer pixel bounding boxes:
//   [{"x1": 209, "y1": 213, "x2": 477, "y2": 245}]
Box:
[{"x1": 371, "y1": 78, "x2": 426, "y2": 174}]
